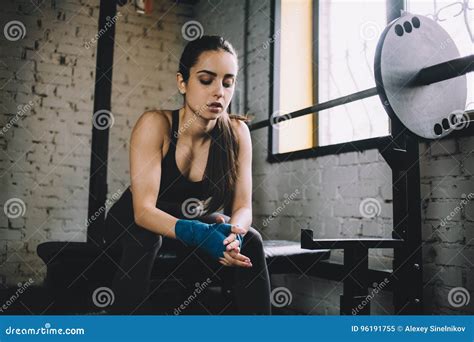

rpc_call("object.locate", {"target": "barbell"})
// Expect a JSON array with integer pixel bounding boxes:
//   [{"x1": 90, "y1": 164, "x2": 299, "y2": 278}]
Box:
[{"x1": 248, "y1": 12, "x2": 473, "y2": 140}]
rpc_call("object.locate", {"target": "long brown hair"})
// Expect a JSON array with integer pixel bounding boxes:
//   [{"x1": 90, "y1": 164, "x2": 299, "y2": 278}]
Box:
[{"x1": 178, "y1": 35, "x2": 248, "y2": 214}]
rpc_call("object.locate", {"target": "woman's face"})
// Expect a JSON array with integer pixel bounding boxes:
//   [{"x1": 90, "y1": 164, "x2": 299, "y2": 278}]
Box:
[{"x1": 179, "y1": 49, "x2": 238, "y2": 119}]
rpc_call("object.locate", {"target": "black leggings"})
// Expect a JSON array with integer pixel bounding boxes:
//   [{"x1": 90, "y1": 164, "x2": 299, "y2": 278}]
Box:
[{"x1": 104, "y1": 190, "x2": 271, "y2": 315}]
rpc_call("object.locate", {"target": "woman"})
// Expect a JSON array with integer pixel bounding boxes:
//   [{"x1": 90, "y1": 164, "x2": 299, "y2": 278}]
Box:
[{"x1": 105, "y1": 36, "x2": 271, "y2": 315}]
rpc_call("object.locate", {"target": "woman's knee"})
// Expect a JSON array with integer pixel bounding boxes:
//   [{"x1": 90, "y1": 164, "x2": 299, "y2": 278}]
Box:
[{"x1": 243, "y1": 227, "x2": 264, "y2": 249}]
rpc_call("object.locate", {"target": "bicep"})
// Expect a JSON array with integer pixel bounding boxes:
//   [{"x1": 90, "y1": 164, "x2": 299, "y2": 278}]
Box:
[
  {"x1": 231, "y1": 121, "x2": 253, "y2": 211},
  {"x1": 129, "y1": 112, "x2": 166, "y2": 219}
]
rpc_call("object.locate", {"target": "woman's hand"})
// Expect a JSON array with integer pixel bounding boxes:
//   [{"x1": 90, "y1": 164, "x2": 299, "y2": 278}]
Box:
[
  {"x1": 213, "y1": 215, "x2": 253, "y2": 268},
  {"x1": 212, "y1": 215, "x2": 242, "y2": 252},
  {"x1": 219, "y1": 249, "x2": 252, "y2": 267}
]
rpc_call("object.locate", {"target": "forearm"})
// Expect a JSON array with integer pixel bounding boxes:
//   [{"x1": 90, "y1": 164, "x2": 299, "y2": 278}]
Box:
[
  {"x1": 229, "y1": 207, "x2": 252, "y2": 234},
  {"x1": 134, "y1": 206, "x2": 178, "y2": 239}
]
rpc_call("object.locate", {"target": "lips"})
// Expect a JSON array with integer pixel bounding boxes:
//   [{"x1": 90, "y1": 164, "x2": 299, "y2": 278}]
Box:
[{"x1": 208, "y1": 102, "x2": 223, "y2": 109}]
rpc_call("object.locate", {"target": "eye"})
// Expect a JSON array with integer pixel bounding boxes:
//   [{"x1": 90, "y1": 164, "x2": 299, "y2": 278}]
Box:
[
  {"x1": 223, "y1": 79, "x2": 234, "y2": 88},
  {"x1": 199, "y1": 78, "x2": 212, "y2": 85}
]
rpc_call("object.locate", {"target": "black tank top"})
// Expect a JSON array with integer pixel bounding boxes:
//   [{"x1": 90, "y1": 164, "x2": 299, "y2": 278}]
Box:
[
  {"x1": 158, "y1": 109, "x2": 209, "y2": 204},
  {"x1": 105, "y1": 109, "x2": 213, "y2": 244}
]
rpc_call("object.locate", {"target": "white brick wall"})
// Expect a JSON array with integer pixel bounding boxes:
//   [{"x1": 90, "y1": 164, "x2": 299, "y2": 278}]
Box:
[{"x1": 0, "y1": 0, "x2": 193, "y2": 286}]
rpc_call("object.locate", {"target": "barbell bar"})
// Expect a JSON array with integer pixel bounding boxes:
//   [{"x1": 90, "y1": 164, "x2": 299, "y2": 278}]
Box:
[{"x1": 248, "y1": 13, "x2": 473, "y2": 140}]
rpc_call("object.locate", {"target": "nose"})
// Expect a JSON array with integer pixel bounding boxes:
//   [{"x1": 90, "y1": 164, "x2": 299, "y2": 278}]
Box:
[{"x1": 213, "y1": 81, "x2": 224, "y2": 99}]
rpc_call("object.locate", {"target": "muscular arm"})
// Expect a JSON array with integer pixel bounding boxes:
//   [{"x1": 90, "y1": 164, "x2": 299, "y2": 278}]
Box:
[
  {"x1": 129, "y1": 111, "x2": 178, "y2": 238},
  {"x1": 228, "y1": 120, "x2": 253, "y2": 235}
]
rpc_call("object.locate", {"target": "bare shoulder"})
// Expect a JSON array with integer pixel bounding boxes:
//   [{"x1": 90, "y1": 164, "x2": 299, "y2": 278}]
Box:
[
  {"x1": 132, "y1": 110, "x2": 173, "y2": 139},
  {"x1": 131, "y1": 110, "x2": 173, "y2": 149},
  {"x1": 133, "y1": 109, "x2": 172, "y2": 132},
  {"x1": 229, "y1": 117, "x2": 251, "y2": 145}
]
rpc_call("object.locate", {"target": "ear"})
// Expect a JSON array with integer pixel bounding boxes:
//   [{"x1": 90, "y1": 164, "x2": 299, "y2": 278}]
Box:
[{"x1": 177, "y1": 73, "x2": 186, "y2": 95}]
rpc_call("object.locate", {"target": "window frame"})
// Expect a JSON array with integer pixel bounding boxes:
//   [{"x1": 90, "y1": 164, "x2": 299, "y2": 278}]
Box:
[{"x1": 268, "y1": 0, "x2": 398, "y2": 163}]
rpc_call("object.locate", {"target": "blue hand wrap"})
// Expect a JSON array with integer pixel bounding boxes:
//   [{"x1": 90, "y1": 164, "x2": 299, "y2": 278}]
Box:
[
  {"x1": 212, "y1": 223, "x2": 244, "y2": 250},
  {"x1": 174, "y1": 219, "x2": 232, "y2": 259}
]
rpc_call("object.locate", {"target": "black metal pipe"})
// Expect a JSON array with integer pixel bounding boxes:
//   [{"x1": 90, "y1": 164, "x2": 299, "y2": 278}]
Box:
[
  {"x1": 248, "y1": 87, "x2": 378, "y2": 131},
  {"x1": 415, "y1": 54, "x2": 474, "y2": 86},
  {"x1": 87, "y1": 0, "x2": 118, "y2": 245},
  {"x1": 249, "y1": 54, "x2": 473, "y2": 132}
]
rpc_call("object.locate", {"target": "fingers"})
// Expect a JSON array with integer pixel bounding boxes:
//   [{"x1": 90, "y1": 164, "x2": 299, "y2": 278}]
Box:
[
  {"x1": 223, "y1": 233, "x2": 241, "y2": 252},
  {"x1": 215, "y1": 215, "x2": 226, "y2": 223},
  {"x1": 223, "y1": 251, "x2": 252, "y2": 267},
  {"x1": 219, "y1": 257, "x2": 231, "y2": 267},
  {"x1": 225, "y1": 239, "x2": 240, "y2": 251},
  {"x1": 223, "y1": 233, "x2": 236, "y2": 245},
  {"x1": 223, "y1": 233, "x2": 236, "y2": 244}
]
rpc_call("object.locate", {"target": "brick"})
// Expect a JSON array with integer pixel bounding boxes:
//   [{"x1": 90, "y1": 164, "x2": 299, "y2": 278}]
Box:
[
  {"x1": 338, "y1": 151, "x2": 358, "y2": 165},
  {"x1": 359, "y1": 163, "x2": 391, "y2": 186},
  {"x1": 359, "y1": 149, "x2": 379, "y2": 163},
  {"x1": 459, "y1": 136, "x2": 474, "y2": 154},
  {"x1": 433, "y1": 244, "x2": 472, "y2": 267},
  {"x1": 41, "y1": 96, "x2": 72, "y2": 110},
  {"x1": 426, "y1": 200, "x2": 463, "y2": 221},
  {"x1": 322, "y1": 165, "x2": 358, "y2": 184},
  {"x1": 429, "y1": 139, "x2": 458, "y2": 156},
  {"x1": 362, "y1": 220, "x2": 384, "y2": 237},
  {"x1": 341, "y1": 219, "x2": 362, "y2": 236},
  {"x1": 465, "y1": 223, "x2": 474, "y2": 245},
  {"x1": 338, "y1": 180, "x2": 378, "y2": 198},
  {"x1": 463, "y1": 156, "x2": 474, "y2": 176},
  {"x1": 421, "y1": 157, "x2": 462, "y2": 178},
  {"x1": 431, "y1": 179, "x2": 472, "y2": 199},
  {"x1": 434, "y1": 223, "x2": 464, "y2": 243},
  {"x1": 334, "y1": 198, "x2": 364, "y2": 218},
  {"x1": 466, "y1": 200, "x2": 474, "y2": 222},
  {"x1": 0, "y1": 229, "x2": 22, "y2": 240}
]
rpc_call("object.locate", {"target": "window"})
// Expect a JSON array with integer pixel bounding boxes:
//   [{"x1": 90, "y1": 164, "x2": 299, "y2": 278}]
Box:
[
  {"x1": 271, "y1": 0, "x2": 390, "y2": 154},
  {"x1": 272, "y1": 0, "x2": 315, "y2": 154},
  {"x1": 406, "y1": 0, "x2": 473, "y2": 113},
  {"x1": 317, "y1": 0, "x2": 389, "y2": 146}
]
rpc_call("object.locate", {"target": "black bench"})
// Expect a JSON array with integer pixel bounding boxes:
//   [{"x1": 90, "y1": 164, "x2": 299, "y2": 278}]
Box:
[{"x1": 37, "y1": 238, "x2": 330, "y2": 314}]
